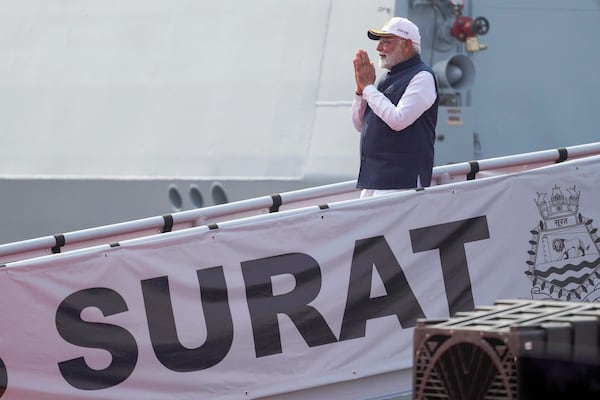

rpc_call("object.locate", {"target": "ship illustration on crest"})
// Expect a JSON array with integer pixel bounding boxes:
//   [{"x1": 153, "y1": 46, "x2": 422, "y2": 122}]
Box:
[{"x1": 526, "y1": 184, "x2": 600, "y2": 301}]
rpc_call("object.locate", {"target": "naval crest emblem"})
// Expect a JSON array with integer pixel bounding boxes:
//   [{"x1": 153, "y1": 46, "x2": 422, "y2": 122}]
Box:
[{"x1": 526, "y1": 185, "x2": 600, "y2": 301}]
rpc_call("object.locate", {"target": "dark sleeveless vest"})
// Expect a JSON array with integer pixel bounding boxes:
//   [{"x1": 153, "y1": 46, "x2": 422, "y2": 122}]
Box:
[{"x1": 357, "y1": 54, "x2": 438, "y2": 190}]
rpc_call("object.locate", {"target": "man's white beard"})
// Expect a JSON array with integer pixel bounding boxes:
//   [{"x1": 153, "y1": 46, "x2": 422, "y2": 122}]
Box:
[{"x1": 379, "y1": 53, "x2": 401, "y2": 70}]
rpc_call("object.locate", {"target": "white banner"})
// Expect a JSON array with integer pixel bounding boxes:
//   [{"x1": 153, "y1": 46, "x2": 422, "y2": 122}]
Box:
[{"x1": 0, "y1": 156, "x2": 599, "y2": 399}]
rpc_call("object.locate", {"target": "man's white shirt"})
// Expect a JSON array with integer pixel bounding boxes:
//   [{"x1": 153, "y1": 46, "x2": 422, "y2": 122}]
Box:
[{"x1": 351, "y1": 71, "x2": 436, "y2": 132}]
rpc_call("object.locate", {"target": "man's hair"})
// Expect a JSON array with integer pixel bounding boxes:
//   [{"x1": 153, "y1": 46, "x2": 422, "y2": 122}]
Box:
[{"x1": 412, "y1": 42, "x2": 421, "y2": 54}]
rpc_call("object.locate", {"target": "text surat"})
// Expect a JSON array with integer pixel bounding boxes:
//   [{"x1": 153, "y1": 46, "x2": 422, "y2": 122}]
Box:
[{"x1": 52, "y1": 216, "x2": 489, "y2": 390}]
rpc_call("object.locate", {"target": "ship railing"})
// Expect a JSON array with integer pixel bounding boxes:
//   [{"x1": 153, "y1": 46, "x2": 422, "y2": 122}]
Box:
[{"x1": 1, "y1": 142, "x2": 599, "y2": 265}]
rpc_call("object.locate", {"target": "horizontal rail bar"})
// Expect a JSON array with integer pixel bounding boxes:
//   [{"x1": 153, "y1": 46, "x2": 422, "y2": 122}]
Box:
[{"x1": 1, "y1": 142, "x2": 599, "y2": 264}]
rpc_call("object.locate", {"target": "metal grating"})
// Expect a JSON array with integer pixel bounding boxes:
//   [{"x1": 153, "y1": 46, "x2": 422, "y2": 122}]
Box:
[{"x1": 413, "y1": 299, "x2": 600, "y2": 400}]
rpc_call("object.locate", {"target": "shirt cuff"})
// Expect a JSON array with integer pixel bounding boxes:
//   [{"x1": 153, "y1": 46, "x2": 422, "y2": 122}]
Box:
[{"x1": 362, "y1": 84, "x2": 377, "y2": 96}]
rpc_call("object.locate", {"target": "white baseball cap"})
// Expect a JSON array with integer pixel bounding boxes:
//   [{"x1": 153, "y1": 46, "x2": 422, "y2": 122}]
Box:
[{"x1": 368, "y1": 17, "x2": 421, "y2": 45}]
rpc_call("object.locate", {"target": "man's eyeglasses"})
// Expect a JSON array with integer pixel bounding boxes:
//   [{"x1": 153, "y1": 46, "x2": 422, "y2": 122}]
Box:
[{"x1": 378, "y1": 37, "x2": 404, "y2": 46}]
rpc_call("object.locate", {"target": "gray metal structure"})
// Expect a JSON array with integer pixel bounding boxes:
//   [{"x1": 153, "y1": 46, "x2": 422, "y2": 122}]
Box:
[
  {"x1": 403, "y1": 0, "x2": 600, "y2": 163},
  {"x1": 0, "y1": 0, "x2": 598, "y2": 244}
]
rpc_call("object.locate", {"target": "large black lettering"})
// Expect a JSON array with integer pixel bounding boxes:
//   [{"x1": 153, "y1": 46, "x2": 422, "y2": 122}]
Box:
[
  {"x1": 340, "y1": 236, "x2": 425, "y2": 341},
  {"x1": 141, "y1": 266, "x2": 233, "y2": 372},
  {"x1": 410, "y1": 216, "x2": 490, "y2": 315},
  {"x1": 55, "y1": 288, "x2": 138, "y2": 390},
  {"x1": 241, "y1": 253, "x2": 337, "y2": 357},
  {"x1": 0, "y1": 357, "x2": 6, "y2": 398}
]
